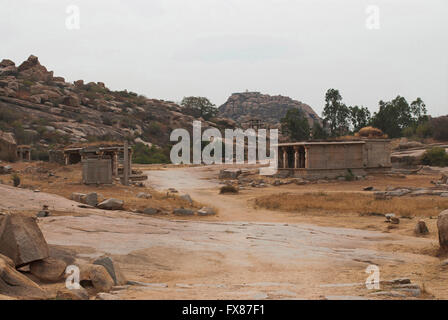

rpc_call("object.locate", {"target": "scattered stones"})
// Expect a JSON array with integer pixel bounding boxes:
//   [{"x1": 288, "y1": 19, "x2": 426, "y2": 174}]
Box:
[
  {"x1": 56, "y1": 287, "x2": 89, "y2": 300},
  {"x1": 437, "y1": 209, "x2": 448, "y2": 250},
  {"x1": 197, "y1": 207, "x2": 216, "y2": 216},
  {"x1": 414, "y1": 220, "x2": 429, "y2": 235},
  {"x1": 29, "y1": 257, "x2": 67, "y2": 282},
  {"x1": 97, "y1": 198, "x2": 124, "y2": 210},
  {"x1": 219, "y1": 169, "x2": 241, "y2": 180},
  {"x1": 136, "y1": 192, "x2": 152, "y2": 199},
  {"x1": 173, "y1": 208, "x2": 195, "y2": 216},
  {"x1": 0, "y1": 213, "x2": 49, "y2": 267}
]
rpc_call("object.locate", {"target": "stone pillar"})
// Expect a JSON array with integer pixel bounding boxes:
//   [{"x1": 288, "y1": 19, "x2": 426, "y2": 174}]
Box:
[
  {"x1": 123, "y1": 141, "x2": 129, "y2": 186},
  {"x1": 282, "y1": 148, "x2": 288, "y2": 169},
  {"x1": 293, "y1": 147, "x2": 299, "y2": 169},
  {"x1": 27, "y1": 150, "x2": 31, "y2": 161},
  {"x1": 128, "y1": 149, "x2": 132, "y2": 175},
  {"x1": 64, "y1": 153, "x2": 69, "y2": 165},
  {"x1": 304, "y1": 147, "x2": 309, "y2": 169},
  {"x1": 112, "y1": 152, "x2": 118, "y2": 177}
]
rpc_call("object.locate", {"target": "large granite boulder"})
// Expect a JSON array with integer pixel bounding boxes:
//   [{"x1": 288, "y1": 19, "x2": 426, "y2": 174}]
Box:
[
  {"x1": 0, "y1": 254, "x2": 47, "y2": 299},
  {"x1": 30, "y1": 257, "x2": 67, "y2": 282},
  {"x1": 97, "y1": 198, "x2": 124, "y2": 210},
  {"x1": 79, "y1": 264, "x2": 114, "y2": 293},
  {"x1": 0, "y1": 213, "x2": 49, "y2": 267}
]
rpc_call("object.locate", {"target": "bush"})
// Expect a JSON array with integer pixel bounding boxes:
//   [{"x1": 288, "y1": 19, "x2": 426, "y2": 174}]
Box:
[
  {"x1": 132, "y1": 143, "x2": 170, "y2": 164},
  {"x1": 219, "y1": 185, "x2": 239, "y2": 194},
  {"x1": 11, "y1": 174, "x2": 20, "y2": 187},
  {"x1": 344, "y1": 169, "x2": 356, "y2": 181},
  {"x1": 421, "y1": 147, "x2": 448, "y2": 167},
  {"x1": 431, "y1": 116, "x2": 448, "y2": 141}
]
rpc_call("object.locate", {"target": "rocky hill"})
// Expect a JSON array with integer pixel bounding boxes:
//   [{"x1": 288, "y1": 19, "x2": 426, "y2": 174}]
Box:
[
  {"x1": 0, "y1": 55, "x2": 235, "y2": 158},
  {"x1": 218, "y1": 92, "x2": 321, "y2": 127}
]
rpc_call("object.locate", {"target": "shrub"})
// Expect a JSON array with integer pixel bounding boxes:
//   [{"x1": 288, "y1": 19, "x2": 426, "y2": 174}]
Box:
[
  {"x1": 345, "y1": 169, "x2": 356, "y2": 181},
  {"x1": 132, "y1": 143, "x2": 170, "y2": 164},
  {"x1": 421, "y1": 147, "x2": 448, "y2": 167},
  {"x1": 11, "y1": 174, "x2": 20, "y2": 187},
  {"x1": 219, "y1": 185, "x2": 239, "y2": 194}
]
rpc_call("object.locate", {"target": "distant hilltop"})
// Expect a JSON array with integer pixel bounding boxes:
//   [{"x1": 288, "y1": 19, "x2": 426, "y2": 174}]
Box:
[{"x1": 218, "y1": 91, "x2": 321, "y2": 127}]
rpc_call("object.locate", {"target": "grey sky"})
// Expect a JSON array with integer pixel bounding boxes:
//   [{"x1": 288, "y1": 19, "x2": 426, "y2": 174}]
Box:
[{"x1": 2, "y1": 0, "x2": 447, "y2": 116}]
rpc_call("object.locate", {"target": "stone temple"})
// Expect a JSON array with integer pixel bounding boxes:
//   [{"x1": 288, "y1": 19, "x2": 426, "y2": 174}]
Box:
[{"x1": 277, "y1": 139, "x2": 391, "y2": 179}]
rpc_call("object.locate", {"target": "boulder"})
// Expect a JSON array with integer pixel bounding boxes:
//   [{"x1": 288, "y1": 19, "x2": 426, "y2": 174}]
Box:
[
  {"x1": 56, "y1": 287, "x2": 89, "y2": 300},
  {"x1": 173, "y1": 208, "x2": 195, "y2": 216},
  {"x1": 390, "y1": 217, "x2": 400, "y2": 225},
  {"x1": 29, "y1": 257, "x2": 67, "y2": 282},
  {"x1": 197, "y1": 207, "x2": 216, "y2": 216},
  {"x1": 180, "y1": 194, "x2": 193, "y2": 204},
  {"x1": 136, "y1": 192, "x2": 152, "y2": 199},
  {"x1": 71, "y1": 192, "x2": 86, "y2": 203},
  {"x1": 97, "y1": 198, "x2": 124, "y2": 210},
  {"x1": 0, "y1": 213, "x2": 49, "y2": 267},
  {"x1": 83, "y1": 192, "x2": 98, "y2": 207},
  {"x1": 79, "y1": 264, "x2": 114, "y2": 293},
  {"x1": 437, "y1": 210, "x2": 448, "y2": 250},
  {"x1": 0, "y1": 254, "x2": 47, "y2": 299},
  {"x1": 414, "y1": 220, "x2": 429, "y2": 235},
  {"x1": 93, "y1": 256, "x2": 127, "y2": 286},
  {"x1": 142, "y1": 208, "x2": 159, "y2": 215},
  {"x1": 441, "y1": 174, "x2": 448, "y2": 185},
  {"x1": 219, "y1": 169, "x2": 241, "y2": 180}
]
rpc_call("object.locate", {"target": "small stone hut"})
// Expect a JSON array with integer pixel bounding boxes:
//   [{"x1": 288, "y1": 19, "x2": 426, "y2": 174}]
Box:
[{"x1": 277, "y1": 139, "x2": 391, "y2": 179}]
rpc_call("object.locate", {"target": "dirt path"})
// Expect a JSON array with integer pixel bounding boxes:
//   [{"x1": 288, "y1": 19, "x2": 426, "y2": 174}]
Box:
[{"x1": 0, "y1": 166, "x2": 444, "y2": 299}]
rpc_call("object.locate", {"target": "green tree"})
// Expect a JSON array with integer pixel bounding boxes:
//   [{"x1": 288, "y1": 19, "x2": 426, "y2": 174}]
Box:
[
  {"x1": 281, "y1": 108, "x2": 310, "y2": 141},
  {"x1": 322, "y1": 89, "x2": 350, "y2": 136},
  {"x1": 311, "y1": 121, "x2": 328, "y2": 139},
  {"x1": 181, "y1": 96, "x2": 218, "y2": 121},
  {"x1": 349, "y1": 106, "x2": 371, "y2": 132},
  {"x1": 410, "y1": 97, "x2": 427, "y2": 124},
  {"x1": 371, "y1": 96, "x2": 413, "y2": 138}
]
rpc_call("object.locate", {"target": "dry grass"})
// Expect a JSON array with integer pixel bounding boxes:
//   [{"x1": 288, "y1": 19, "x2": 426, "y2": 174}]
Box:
[
  {"x1": 254, "y1": 192, "x2": 448, "y2": 217},
  {"x1": 1, "y1": 161, "x2": 201, "y2": 213}
]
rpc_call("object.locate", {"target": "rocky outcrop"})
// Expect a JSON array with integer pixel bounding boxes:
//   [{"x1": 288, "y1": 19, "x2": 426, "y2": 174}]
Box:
[
  {"x1": 0, "y1": 213, "x2": 49, "y2": 267},
  {"x1": 29, "y1": 257, "x2": 67, "y2": 282},
  {"x1": 218, "y1": 92, "x2": 321, "y2": 127},
  {"x1": 0, "y1": 254, "x2": 48, "y2": 299},
  {"x1": 97, "y1": 198, "x2": 124, "y2": 210},
  {"x1": 0, "y1": 54, "x2": 237, "y2": 151}
]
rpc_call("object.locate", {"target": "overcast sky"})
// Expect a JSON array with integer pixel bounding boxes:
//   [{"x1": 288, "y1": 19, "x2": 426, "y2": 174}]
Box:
[{"x1": 2, "y1": 0, "x2": 447, "y2": 116}]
